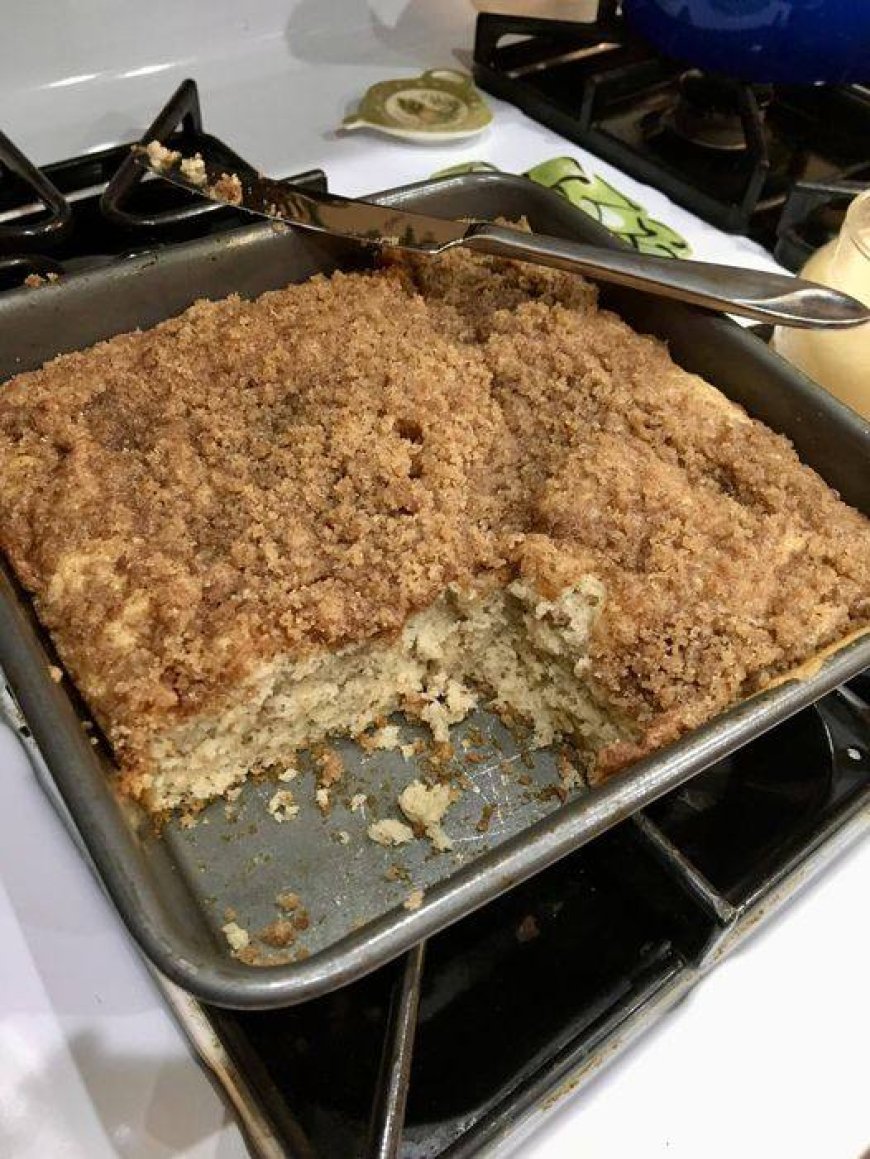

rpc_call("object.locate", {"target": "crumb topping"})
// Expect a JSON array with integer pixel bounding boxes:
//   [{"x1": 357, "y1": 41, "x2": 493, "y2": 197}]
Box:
[{"x1": 0, "y1": 242, "x2": 868, "y2": 786}]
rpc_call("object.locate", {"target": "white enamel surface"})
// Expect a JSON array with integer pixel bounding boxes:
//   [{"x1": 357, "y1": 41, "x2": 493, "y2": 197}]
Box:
[{"x1": 1, "y1": 3, "x2": 868, "y2": 1157}]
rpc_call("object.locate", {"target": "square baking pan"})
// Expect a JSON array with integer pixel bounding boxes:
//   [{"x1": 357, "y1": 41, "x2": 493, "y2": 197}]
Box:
[{"x1": 1, "y1": 172, "x2": 868, "y2": 1009}]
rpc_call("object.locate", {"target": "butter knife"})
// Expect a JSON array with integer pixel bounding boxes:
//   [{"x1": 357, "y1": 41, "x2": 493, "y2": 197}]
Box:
[{"x1": 135, "y1": 149, "x2": 869, "y2": 329}]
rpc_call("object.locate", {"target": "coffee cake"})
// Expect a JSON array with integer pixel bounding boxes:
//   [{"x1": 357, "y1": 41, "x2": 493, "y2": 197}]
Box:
[{"x1": 1, "y1": 245, "x2": 868, "y2": 812}]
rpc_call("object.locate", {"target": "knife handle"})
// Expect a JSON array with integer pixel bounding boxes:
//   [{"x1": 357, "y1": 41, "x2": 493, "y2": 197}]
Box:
[{"x1": 461, "y1": 222, "x2": 870, "y2": 330}]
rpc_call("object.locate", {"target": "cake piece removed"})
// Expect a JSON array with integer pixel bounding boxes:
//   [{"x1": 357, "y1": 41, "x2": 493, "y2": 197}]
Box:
[{"x1": 1, "y1": 244, "x2": 868, "y2": 813}]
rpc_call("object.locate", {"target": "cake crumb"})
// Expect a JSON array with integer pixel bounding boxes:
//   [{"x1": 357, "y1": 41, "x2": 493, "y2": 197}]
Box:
[
  {"x1": 369, "y1": 724, "x2": 402, "y2": 751},
  {"x1": 557, "y1": 748, "x2": 583, "y2": 791},
  {"x1": 278, "y1": 766, "x2": 299, "y2": 783},
  {"x1": 179, "y1": 152, "x2": 207, "y2": 186},
  {"x1": 267, "y1": 789, "x2": 299, "y2": 823},
  {"x1": 222, "y1": 920, "x2": 250, "y2": 952},
  {"x1": 258, "y1": 919, "x2": 297, "y2": 948},
  {"x1": 209, "y1": 171, "x2": 243, "y2": 205},
  {"x1": 400, "y1": 743, "x2": 418, "y2": 760},
  {"x1": 315, "y1": 787, "x2": 331, "y2": 813},
  {"x1": 48, "y1": 665, "x2": 63, "y2": 683},
  {"x1": 398, "y1": 780, "x2": 454, "y2": 851},
  {"x1": 350, "y1": 792, "x2": 368, "y2": 812},
  {"x1": 315, "y1": 747, "x2": 344, "y2": 788},
  {"x1": 276, "y1": 891, "x2": 301, "y2": 911},
  {"x1": 145, "y1": 139, "x2": 181, "y2": 171},
  {"x1": 404, "y1": 887, "x2": 425, "y2": 911},
  {"x1": 225, "y1": 786, "x2": 243, "y2": 802},
  {"x1": 385, "y1": 863, "x2": 411, "y2": 883},
  {"x1": 368, "y1": 818, "x2": 415, "y2": 847}
]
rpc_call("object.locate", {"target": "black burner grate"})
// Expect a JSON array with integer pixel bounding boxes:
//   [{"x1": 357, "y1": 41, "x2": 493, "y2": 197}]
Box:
[
  {"x1": 472, "y1": 6, "x2": 870, "y2": 266},
  {"x1": 0, "y1": 79, "x2": 326, "y2": 289}
]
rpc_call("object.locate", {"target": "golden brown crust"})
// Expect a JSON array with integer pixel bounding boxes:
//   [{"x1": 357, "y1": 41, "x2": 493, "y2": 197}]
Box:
[{"x1": 1, "y1": 245, "x2": 868, "y2": 783}]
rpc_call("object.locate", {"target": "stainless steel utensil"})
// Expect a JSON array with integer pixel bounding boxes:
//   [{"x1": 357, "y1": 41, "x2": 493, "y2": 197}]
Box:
[{"x1": 136, "y1": 150, "x2": 870, "y2": 329}]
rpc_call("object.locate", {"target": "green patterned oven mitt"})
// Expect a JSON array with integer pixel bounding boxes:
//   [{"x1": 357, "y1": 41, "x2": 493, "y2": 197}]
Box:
[{"x1": 433, "y1": 156, "x2": 690, "y2": 259}]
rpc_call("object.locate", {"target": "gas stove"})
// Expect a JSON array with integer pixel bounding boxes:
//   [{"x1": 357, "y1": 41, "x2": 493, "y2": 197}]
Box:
[
  {"x1": 0, "y1": 80, "x2": 324, "y2": 292},
  {"x1": 1, "y1": 16, "x2": 869, "y2": 1157},
  {"x1": 472, "y1": 3, "x2": 870, "y2": 271}
]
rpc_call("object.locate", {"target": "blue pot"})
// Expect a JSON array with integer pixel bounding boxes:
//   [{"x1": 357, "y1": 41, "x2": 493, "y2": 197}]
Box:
[{"x1": 622, "y1": 0, "x2": 870, "y2": 84}]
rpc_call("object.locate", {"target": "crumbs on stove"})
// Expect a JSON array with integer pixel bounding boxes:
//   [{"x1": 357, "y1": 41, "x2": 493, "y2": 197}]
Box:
[
  {"x1": 404, "y1": 887, "x2": 425, "y2": 911},
  {"x1": 315, "y1": 787, "x2": 331, "y2": 814},
  {"x1": 350, "y1": 792, "x2": 368, "y2": 812},
  {"x1": 385, "y1": 863, "x2": 411, "y2": 883},
  {"x1": 47, "y1": 664, "x2": 63, "y2": 683}
]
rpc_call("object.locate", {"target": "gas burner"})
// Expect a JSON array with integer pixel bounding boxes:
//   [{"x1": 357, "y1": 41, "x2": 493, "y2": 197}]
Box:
[
  {"x1": 0, "y1": 79, "x2": 326, "y2": 290},
  {"x1": 648, "y1": 73, "x2": 772, "y2": 154},
  {"x1": 473, "y1": 5, "x2": 870, "y2": 262}
]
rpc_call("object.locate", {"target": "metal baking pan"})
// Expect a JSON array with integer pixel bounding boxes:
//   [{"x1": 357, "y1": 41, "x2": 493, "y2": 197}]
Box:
[{"x1": 1, "y1": 173, "x2": 868, "y2": 1009}]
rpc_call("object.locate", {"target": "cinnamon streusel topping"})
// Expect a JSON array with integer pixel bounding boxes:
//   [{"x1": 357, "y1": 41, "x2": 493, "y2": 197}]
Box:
[{"x1": 1, "y1": 245, "x2": 868, "y2": 781}]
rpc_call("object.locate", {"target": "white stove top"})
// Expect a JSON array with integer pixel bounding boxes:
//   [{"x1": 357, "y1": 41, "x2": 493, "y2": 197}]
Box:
[{"x1": 1, "y1": 4, "x2": 868, "y2": 1157}]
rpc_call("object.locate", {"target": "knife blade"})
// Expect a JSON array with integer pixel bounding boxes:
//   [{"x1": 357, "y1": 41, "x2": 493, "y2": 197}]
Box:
[{"x1": 134, "y1": 147, "x2": 870, "y2": 329}]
